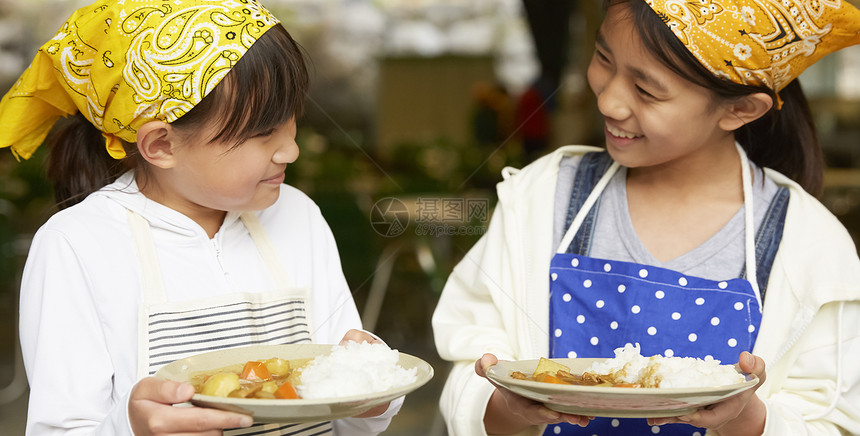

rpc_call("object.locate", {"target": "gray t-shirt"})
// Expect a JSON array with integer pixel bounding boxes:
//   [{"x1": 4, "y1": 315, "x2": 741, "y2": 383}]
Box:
[{"x1": 552, "y1": 155, "x2": 779, "y2": 281}]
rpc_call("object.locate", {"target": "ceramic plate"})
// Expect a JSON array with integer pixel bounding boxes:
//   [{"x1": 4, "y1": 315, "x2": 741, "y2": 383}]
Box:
[
  {"x1": 485, "y1": 358, "x2": 758, "y2": 418},
  {"x1": 155, "y1": 344, "x2": 434, "y2": 423}
]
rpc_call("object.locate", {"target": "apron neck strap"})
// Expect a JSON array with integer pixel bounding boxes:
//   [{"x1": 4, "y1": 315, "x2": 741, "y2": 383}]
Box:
[
  {"x1": 127, "y1": 210, "x2": 168, "y2": 304},
  {"x1": 555, "y1": 145, "x2": 761, "y2": 305},
  {"x1": 239, "y1": 212, "x2": 292, "y2": 289},
  {"x1": 555, "y1": 161, "x2": 621, "y2": 254}
]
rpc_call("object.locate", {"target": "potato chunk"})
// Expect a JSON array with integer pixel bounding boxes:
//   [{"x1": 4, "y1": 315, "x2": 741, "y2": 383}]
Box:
[
  {"x1": 201, "y1": 373, "x2": 240, "y2": 397},
  {"x1": 534, "y1": 357, "x2": 570, "y2": 376}
]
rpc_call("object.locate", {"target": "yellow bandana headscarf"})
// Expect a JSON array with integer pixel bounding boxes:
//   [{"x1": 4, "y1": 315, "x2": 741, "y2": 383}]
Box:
[
  {"x1": 0, "y1": 0, "x2": 280, "y2": 160},
  {"x1": 645, "y1": 0, "x2": 860, "y2": 95}
]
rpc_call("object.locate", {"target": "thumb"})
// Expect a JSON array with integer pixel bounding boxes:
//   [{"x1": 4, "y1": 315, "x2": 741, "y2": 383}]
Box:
[{"x1": 133, "y1": 377, "x2": 195, "y2": 405}]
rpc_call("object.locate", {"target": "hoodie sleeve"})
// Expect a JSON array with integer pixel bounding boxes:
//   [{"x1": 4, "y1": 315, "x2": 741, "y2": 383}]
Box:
[{"x1": 19, "y1": 226, "x2": 134, "y2": 436}]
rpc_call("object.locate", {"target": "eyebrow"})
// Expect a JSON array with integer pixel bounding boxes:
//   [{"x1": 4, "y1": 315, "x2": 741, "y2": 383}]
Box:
[{"x1": 595, "y1": 29, "x2": 671, "y2": 96}]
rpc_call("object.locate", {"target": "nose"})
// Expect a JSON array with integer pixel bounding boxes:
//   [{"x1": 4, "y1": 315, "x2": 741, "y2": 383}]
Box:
[
  {"x1": 273, "y1": 136, "x2": 299, "y2": 164},
  {"x1": 595, "y1": 76, "x2": 632, "y2": 121}
]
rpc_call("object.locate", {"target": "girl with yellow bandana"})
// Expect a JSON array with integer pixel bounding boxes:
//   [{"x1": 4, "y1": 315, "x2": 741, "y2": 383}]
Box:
[
  {"x1": 432, "y1": 1, "x2": 860, "y2": 436},
  {"x1": 0, "y1": 1, "x2": 403, "y2": 435}
]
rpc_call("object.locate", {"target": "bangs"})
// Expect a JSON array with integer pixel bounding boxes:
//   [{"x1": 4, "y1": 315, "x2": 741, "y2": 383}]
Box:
[{"x1": 173, "y1": 24, "x2": 309, "y2": 147}]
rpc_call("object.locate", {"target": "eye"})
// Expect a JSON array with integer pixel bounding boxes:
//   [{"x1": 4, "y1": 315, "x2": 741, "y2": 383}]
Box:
[
  {"x1": 594, "y1": 48, "x2": 609, "y2": 63},
  {"x1": 635, "y1": 85, "x2": 655, "y2": 99}
]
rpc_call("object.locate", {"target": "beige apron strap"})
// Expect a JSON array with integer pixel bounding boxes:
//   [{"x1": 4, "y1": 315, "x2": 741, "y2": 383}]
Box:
[
  {"x1": 127, "y1": 210, "x2": 168, "y2": 304},
  {"x1": 240, "y1": 212, "x2": 292, "y2": 289},
  {"x1": 736, "y1": 142, "x2": 761, "y2": 309}
]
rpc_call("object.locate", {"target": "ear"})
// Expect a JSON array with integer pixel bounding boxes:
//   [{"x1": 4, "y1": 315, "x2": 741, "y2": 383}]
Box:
[
  {"x1": 718, "y1": 92, "x2": 774, "y2": 131},
  {"x1": 136, "y1": 121, "x2": 179, "y2": 169}
]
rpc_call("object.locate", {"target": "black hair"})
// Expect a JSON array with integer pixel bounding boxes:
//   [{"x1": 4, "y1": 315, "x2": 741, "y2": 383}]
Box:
[
  {"x1": 46, "y1": 24, "x2": 309, "y2": 209},
  {"x1": 608, "y1": 0, "x2": 823, "y2": 196}
]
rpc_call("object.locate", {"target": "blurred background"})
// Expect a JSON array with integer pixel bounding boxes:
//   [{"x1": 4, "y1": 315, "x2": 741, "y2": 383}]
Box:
[{"x1": 0, "y1": 0, "x2": 858, "y2": 434}]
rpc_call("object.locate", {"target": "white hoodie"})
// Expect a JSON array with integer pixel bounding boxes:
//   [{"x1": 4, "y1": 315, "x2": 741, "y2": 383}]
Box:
[
  {"x1": 19, "y1": 171, "x2": 401, "y2": 435},
  {"x1": 432, "y1": 146, "x2": 860, "y2": 436}
]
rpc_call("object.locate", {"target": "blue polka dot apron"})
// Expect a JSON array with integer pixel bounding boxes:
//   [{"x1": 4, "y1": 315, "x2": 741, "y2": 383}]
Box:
[{"x1": 544, "y1": 145, "x2": 762, "y2": 436}]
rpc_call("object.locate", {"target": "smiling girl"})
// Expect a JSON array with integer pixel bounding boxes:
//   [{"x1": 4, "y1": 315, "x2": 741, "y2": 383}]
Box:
[
  {"x1": 432, "y1": 1, "x2": 860, "y2": 435},
  {"x1": 0, "y1": 1, "x2": 400, "y2": 435}
]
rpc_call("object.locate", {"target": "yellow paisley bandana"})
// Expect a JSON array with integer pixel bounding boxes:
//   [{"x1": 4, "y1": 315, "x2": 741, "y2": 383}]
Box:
[
  {"x1": 0, "y1": 0, "x2": 280, "y2": 160},
  {"x1": 645, "y1": 0, "x2": 860, "y2": 96}
]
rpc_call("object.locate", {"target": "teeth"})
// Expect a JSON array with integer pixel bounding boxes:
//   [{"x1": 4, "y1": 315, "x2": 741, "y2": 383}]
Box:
[{"x1": 607, "y1": 125, "x2": 638, "y2": 139}]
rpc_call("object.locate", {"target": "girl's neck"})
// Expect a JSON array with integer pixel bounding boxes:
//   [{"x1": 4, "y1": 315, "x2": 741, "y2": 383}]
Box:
[
  {"x1": 624, "y1": 140, "x2": 746, "y2": 262},
  {"x1": 137, "y1": 171, "x2": 227, "y2": 239},
  {"x1": 626, "y1": 141, "x2": 743, "y2": 201}
]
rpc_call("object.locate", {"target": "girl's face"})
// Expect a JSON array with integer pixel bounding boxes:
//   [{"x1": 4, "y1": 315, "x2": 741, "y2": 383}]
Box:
[
  {"x1": 587, "y1": 4, "x2": 737, "y2": 169},
  {"x1": 161, "y1": 117, "x2": 299, "y2": 217}
]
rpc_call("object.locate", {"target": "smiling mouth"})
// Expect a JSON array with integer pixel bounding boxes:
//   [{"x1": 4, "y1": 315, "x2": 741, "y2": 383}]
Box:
[{"x1": 606, "y1": 124, "x2": 640, "y2": 139}]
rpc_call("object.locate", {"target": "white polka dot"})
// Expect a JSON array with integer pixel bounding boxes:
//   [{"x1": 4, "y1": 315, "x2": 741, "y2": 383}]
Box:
[
  {"x1": 664, "y1": 349, "x2": 674, "y2": 357},
  {"x1": 711, "y1": 317, "x2": 720, "y2": 326},
  {"x1": 596, "y1": 300, "x2": 605, "y2": 308},
  {"x1": 704, "y1": 355, "x2": 714, "y2": 361},
  {"x1": 734, "y1": 302, "x2": 745, "y2": 310},
  {"x1": 693, "y1": 432, "x2": 703, "y2": 436},
  {"x1": 577, "y1": 315, "x2": 585, "y2": 324},
  {"x1": 631, "y1": 305, "x2": 641, "y2": 314},
  {"x1": 567, "y1": 351, "x2": 577, "y2": 358},
  {"x1": 639, "y1": 269, "x2": 648, "y2": 278},
  {"x1": 583, "y1": 279, "x2": 592, "y2": 288},
  {"x1": 604, "y1": 263, "x2": 612, "y2": 272},
  {"x1": 728, "y1": 338, "x2": 738, "y2": 347},
  {"x1": 610, "y1": 321, "x2": 618, "y2": 330},
  {"x1": 563, "y1": 293, "x2": 572, "y2": 302},
  {"x1": 718, "y1": 281, "x2": 728, "y2": 289},
  {"x1": 618, "y1": 284, "x2": 626, "y2": 293},
  {"x1": 551, "y1": 273, "x2": 558, "y2": 281},
  {"x1": 652, "y1": 425, "x2": 661, "y2": 434},
  {"x1": 611, "y1": 419, "x2": 620, "y2": 427},
  {"x1": 671, "y1": 312, "x2": 681, "y2": 320},
  {"x1": 695, "y1": 297, "x2": 705, "y2": 305},
  {"x1": 554, "y1": 329, "x2": 562, "y2": 338},
  {"x1": 688, "y1": 333, "x2": 698, "y2": 342},
  {"x1": 553, "y1": 425, "x2": 561, "y2": 434},
  {"x1": 678, "y1": 277, "x2": 688, "y2": 286},
  {"x1": 590, "y1": 337, "x2": 599, "y2": 346},
  {"x1": 571, "y1": 258, "x2": 579, "y2": 267},
  {"x1": 655, "y1": 290, "x2": 665, "y2": 299},
  {"x1": 748, "y1": 324, "x2": 756, "y2": 333},
  {"x1": 647, "y1": 326, "x2": 657, "y2": 335}
]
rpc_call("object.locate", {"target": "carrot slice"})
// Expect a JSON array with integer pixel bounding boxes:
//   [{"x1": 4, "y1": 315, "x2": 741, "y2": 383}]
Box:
[
  {"x1": 240, "y1": 361, "x2": 272, "y2": 381},
  {"x1": 274, "y1": 381, "x2": 300, "y2": 399}
]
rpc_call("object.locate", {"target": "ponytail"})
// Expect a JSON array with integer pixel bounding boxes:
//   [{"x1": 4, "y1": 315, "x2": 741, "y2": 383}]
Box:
[
  {"x1": 45, "y1": 113, "x2": 133, "y2": 209},
  {"x1": 738, "y1": 80, "x2": 823, "y2": 197}
]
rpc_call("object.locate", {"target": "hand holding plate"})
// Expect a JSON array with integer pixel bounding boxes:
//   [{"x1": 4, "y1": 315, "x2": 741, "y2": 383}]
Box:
[
  {"x1": 647, "y1": 351, "x2": 767, "y2": 435},
  {"x1": 475, "y1": 353, "x2": 592, "y2": 434},
  {"x1": 129, "y1": 376, "x2": 253, "y2": 435}
]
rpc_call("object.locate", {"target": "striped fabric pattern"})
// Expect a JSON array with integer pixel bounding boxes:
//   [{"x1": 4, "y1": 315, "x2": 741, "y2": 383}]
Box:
[{"x1": 145, "y1": 298, "x2": 333, "y2": 435}]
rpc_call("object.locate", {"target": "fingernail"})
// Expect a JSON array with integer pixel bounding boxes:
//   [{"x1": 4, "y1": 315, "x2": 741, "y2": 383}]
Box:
[
  {"x1": 678, "y1": 414, "x2": 694, "y2": 422},
  {"x1": 177, "y1": 384, "x2": 193, "y2": 398},
  {"x1": 239, "y1": 416, "x2": 253, "y2": 427},
  {"x1": 746, "y1": 353, "x2": 755, "y2": 366}
]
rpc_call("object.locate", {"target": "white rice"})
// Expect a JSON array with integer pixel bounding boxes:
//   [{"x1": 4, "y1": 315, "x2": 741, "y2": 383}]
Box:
[
  {"x1": 296, "y1": 341, "x2": 418, "y2": 399},
  {"x1": 585, "y1": 343, "x2": 745, "y2": 388}
]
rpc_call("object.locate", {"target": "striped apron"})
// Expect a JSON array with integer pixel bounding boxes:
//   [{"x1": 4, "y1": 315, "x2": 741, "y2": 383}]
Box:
[{"x1": 128, "y1": 210, "x2": 334, "y2": 435}]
